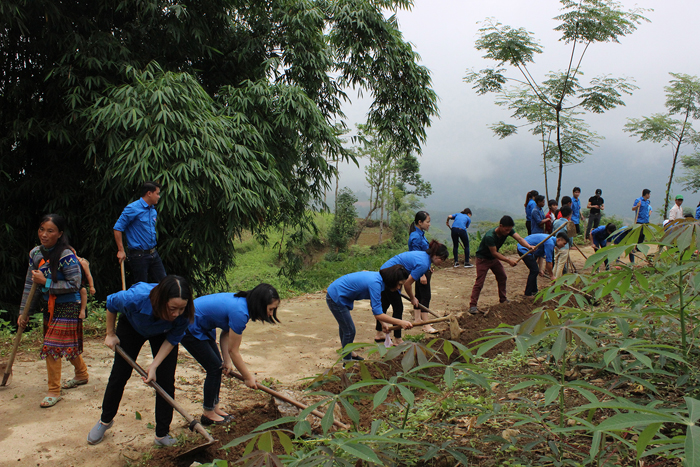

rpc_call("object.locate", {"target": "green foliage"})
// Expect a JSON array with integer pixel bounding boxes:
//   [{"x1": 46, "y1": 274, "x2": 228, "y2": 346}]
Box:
[
  {"x1": 0, "y1": 0, "x2": 438, "y2": 305},
  {"x1": 465, "y1": 0, "x2": 648, "y2": 201},
  {"x1": 328, "y1": 188, "x2": 358, "y2": 252},
  {"x1": 626, "y1": 73, "x2": 700, "y2": 216}
]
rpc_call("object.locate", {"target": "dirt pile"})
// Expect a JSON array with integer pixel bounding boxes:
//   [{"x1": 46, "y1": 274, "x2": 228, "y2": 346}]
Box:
[{"x1": 440, "y1": 297, "x2": 538, "y2": 357}]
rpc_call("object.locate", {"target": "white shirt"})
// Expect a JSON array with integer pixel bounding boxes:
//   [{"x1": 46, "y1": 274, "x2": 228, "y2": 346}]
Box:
[{"x1": 669, "y1": 204, "x2": 683, "y2": 221}]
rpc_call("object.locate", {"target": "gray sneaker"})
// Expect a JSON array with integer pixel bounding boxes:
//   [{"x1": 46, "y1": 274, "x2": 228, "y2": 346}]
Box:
[
  {"x1": 468, "y1": 306, "x2": 481, "y2": 315},
  {"x1": 87, "y1": 419, "x2": 113, "y2": 445},
  {"x1": 464, "y1": 263, "x2": 474, "y2": 268},
  {"x1": 453, "y1": 262, "x2": 459, "y2": 268},
  {"x1": 154, "y1": 434, "x2": 179, "y2": 447}
]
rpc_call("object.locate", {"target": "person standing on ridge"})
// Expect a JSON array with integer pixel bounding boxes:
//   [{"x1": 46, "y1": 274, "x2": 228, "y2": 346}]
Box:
[
  {"x1": 571, "y1": 187, "x2": 582, "y2": 236},
  {"x1": 114, "y1": 181, "x2": 166, "y2": 284},
  {"x1": 524, "y1": 190, "x2": 538, "y2": 235},
  {"x1": 669, "y1": 195, "x2": 684, "y2": 221},
  {"x1": 585, "y1": 188, "x2": 605, "y2": 240}
]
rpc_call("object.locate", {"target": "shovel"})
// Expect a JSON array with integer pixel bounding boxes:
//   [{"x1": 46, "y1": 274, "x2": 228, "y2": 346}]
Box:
[
  {"x1": 226, "y1": 371, "x2": 349, "y2": 430},
  {"x1": 399, "y1": 292, "x2": 441, "y2": 318},
  {"x1": 114, "y1": 345, "x2": 217, "y2": 457},
  {"x1": 1, "y1": 283, "x2": 38, "y2": 387}
]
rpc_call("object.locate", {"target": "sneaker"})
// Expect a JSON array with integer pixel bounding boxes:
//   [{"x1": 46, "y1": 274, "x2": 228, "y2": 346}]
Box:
[
  {"x1": 87, "y1": 419, "x2": 113, "y2": 445},
  {"x1": 453, "y1": 262, "x2": 459, "y2": 268},
  {"x1": 154, "y1": 434, "x2": 179, "y2": 447},
  {"x1": 468, "y1": 307, "x2": 481, "y2": 315},
  {"x1": 464, "y1": 263, "x2": 474, "y2": 268}
]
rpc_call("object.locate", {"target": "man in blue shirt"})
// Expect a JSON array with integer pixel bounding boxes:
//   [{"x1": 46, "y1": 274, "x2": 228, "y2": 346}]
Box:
[
  {"x1": 632, "y1": 188, "x2": 652, "y2": 249},
  {"x1": 531, "y1": 195, "x2": 549, "y2": 234},
  {"x1": 571, "y1": 187, "x2": 582, "y2": 236},
  {"x1": 114, "y1": 181, "x2": 167, "y2": 284}
]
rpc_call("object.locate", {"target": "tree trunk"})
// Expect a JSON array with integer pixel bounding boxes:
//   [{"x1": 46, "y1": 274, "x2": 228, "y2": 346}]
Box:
[
  {"x1": 541, "y1": 122, "x2": 550, "y2": 201},
  {"x1": 334, "y1": 157, "x2": 339, "y2": 214},
  {"x1": 664, "y1": 111, "x2": 690, "y2": 218},
  {"x1": 555, "y1": 109, "x2": 564, "y2": 203},
  {"x1": 379, "y1": 175, "x2": 385, "y2": 243}
]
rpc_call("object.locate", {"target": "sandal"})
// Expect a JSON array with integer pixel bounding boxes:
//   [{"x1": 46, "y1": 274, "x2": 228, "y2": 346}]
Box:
[
  {"x1": 422, "y1": 326, "x2": 439, "y2": 334},
  {"x1": 40, "y1": 395, "x2": 63, "y2": 408},
  {"x1": 62, "y1": 379, "x2": 88, "y2": 389}
]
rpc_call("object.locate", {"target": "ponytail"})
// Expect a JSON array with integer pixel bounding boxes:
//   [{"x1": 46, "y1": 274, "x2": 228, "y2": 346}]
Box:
[{"x1": 410, "y1": 211, "x2": 430, "y2": 233}]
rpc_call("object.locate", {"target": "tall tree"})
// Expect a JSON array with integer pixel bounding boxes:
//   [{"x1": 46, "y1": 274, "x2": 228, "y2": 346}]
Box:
[
  {"x1": 0, "y1": 0, "x2": 438, "y2": 307},
  {"x1": 464, "y1": 0, "x2": 647, "y2": 201},
  {"x1": 490, "y1": 75, "x2": 602, "y2": 200},
  {"x1": 625, "y1": 73, "x2": 700, "y2": 216}
]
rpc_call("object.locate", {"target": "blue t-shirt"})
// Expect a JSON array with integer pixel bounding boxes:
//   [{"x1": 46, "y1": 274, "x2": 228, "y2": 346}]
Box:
[
  {"x1": 525, "y1": 200, "x2": 536, "y2": 222},
  {"x1": 590, "y1": 225, "x2": 610, "y2": 247},
  {"x1": 633, "y1": 197, "x2": 651, "y2": 224},
  {"x1": 188, "y1": 294, "x2": 249, "y2": 341},
  {"x1": 571, "y1": 197, "x2": 581, "y2": 224},
  {"x1": 696, "y1": 207, "x2": 700, "y2": 220},
  {"x1": 531, "y1": 207, "x2": 546, "y2": 234},
  {"x1": 610, "y1": 226, "x2": 630, "y2": 245},
  {"x1": 106, "y1": 282, "x2": 189, "y2": 345},
  {"x1": 113, "y1": 198, "x2": 158, "y2": 250},
  {"x1": 517, "y1": 234, "x2": 556, "y2": 263},
  {"x1": 381, "y1": 251, "x2": 431, "y2": 281},
  {"x1": 327, "y1": 271, "x2": 385, "y2": 315},
  {"x1": 408, "y1": 229, "x2": 429, "y2": 252},
  {"x1": 450, "y1": 213, "x2": 471, "y2": 230}
]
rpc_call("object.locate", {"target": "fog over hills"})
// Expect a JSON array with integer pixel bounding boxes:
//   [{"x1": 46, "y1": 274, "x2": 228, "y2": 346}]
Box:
[{"x1": 330, "y1": 0, "x2": 700, "y2": 226}]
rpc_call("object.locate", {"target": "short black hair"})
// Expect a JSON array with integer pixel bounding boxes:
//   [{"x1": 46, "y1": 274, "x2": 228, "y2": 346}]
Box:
[
  {"x1": 379, "y1": 265, "x2": 410, "y2": 290},
  {"x1": 559, "y1": 205, "x2": 572, "y2": 217},
  {"x1": 573, "y1": 187, "x2": 581, "y2": 193},
  {"x1": 534, "y1": 195, "x2": 545, "y2": 204},
  {"x1": 561, "y1": 196, "x2": 572, "y2": 205},
  {"x1": 556, "y1": 232, "x2": 569, "y2": 243},
  {"x1": 141, "y1": 181, "x2": 163, "y2": 197},
  {"x1": 499, "y1": 215, "x2": 515, "y2": 227},
  {"x1": 548, "y1": 199, "x2": 558, "y2": 208},
  {"x1": 605, "y1": 223, "x2": 617, "y2": 233},
  {"x1": 642, "y1": 188, "x2": 651, "y2": 196}
]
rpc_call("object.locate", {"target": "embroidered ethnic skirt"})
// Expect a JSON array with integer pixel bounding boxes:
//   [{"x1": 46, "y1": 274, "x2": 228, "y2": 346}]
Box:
[{"x1": 40, "y1": 301, "x2": 83, "y2": 360}]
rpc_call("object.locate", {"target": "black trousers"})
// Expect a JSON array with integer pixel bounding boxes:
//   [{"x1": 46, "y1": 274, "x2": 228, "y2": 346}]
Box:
[
  {"x1": 414, "y1": 270, "x2": 432, "y2": 310},
  {"x1": 376, "y1": 289, "x2": 404, "y2": 338},
  {"x1": 522, "y1": 254, "x2": 540, "y2": 296},
  {"x1": 100, "y1": 316, "x2": 178, "y2": 437}
]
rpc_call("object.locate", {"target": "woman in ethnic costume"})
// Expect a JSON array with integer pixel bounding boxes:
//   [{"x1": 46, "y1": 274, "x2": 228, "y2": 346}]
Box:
[{"x1": 17, "y1": 214, "x2": 88, "y2": 408}]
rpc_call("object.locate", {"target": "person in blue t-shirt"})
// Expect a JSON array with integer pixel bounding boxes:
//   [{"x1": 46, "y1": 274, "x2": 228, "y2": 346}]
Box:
[
  {"x1": 88, "y1": 275, "x2": 194, "y2": 447},
  {"x1": 113, "y1": 181, "x2": 166, "y2": 285},
  {"x1": 409, "y1": 211, "x2": 439, "y2": 334},
  {"x1": 446, "y1": 208, "x2": 474, "y2": 268},
  {"x1": 632, "y1": 188, "x2": 652, "y2": 253},
  {"x1": 590, "y1": 223, "x2": 617, "y2": 269},
  {"x1": 326, "y1": 265, "x2": 413, "y2": 360},
  {"x1": 571, "y1": 187, "x2": 582, "y2": 235},
  {"x1": 376, "y1": 241, "x2": 448, "y2": 345},
  {"x1": 524, "y1": 190, "x2": 539, "y2": 235},
  {"x1": 181, "y1": 284, "x2": 280, "y2": 426},
  {"x1": 517, "y1": 232, "x2": 569, "y2": 296},
  {"x1": 531, "y1": 195, "x2": 550, "y2": 234},
  {"x1": 696, "y1": 201, "x2": 700, "y2": 220}
]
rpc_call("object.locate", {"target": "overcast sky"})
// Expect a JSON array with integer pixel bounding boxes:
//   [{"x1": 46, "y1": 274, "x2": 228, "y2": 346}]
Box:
[{"x1": 336, "y1": 0, "x2": 700, "y2": 222}]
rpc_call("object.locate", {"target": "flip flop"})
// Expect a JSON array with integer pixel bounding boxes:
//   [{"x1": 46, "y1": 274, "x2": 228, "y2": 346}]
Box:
[
  {"x1": 40, "y1": 396, "x2": 63, "y2": 408},
  {"x1": 62, "y1": 379, "x2": 88, "y2": 389},
  {"x1": 422, "y1": 326, "x2": 439, "y2": 334}
]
